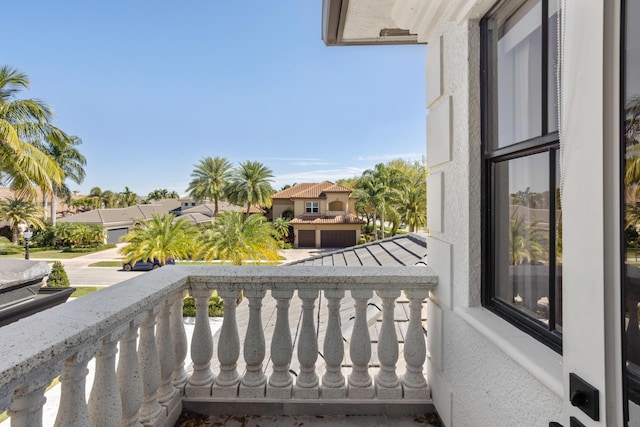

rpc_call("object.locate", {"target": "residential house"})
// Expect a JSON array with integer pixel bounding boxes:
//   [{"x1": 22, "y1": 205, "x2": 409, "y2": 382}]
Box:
[
  {"x1": 0, "y1": 1, "x2": 633, "y2": 427},
  {"x1": 271, "y1": 181, "x2": 365, "y2": 248}
]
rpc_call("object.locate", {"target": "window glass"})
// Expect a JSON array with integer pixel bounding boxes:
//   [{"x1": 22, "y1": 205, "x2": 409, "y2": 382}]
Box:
[
  {"x1": 623, "y1": 0, "x2": 640, "y2": 418},
  {"x1": 496, "y1": 0, "x2": 542, "y2": 148},
  {"x1": 494, "y1": 153, "x2": 551, "y2": 324},
  {"x1": 482, "y1": 0, "x2": 561, "y2": 351},
  {"x1": 305, "y1": 202, "x2": 319, "y2": 213}
]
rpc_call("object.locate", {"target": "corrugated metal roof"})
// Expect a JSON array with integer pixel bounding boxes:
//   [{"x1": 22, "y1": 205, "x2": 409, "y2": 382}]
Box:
[{"x1": 288, "y1": 233, "x2": 427, "y2": 266}]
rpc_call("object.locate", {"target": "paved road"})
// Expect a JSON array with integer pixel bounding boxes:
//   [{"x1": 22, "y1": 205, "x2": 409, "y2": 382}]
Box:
[{"x1": 42, "y1": 245, "x2": 334, "y2": 288}]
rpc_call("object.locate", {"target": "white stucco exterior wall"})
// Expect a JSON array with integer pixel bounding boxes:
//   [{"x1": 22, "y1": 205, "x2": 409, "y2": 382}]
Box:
[{"x1": 422, "y1": 16, "x2": 563, "y2": 427}]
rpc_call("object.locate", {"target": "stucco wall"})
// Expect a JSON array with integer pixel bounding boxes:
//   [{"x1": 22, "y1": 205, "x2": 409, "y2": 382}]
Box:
[
  {"x1": 271, "y1": 199, "x2": 294, "y2": 220},
  {"x1": 424, "y1": 19, "x2": 563, "y2": 427}
]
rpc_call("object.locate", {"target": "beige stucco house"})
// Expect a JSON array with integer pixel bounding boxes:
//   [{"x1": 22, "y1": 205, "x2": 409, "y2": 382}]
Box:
[{"x1": 271, "y1": 181, "x2": 365, "y2": 248}]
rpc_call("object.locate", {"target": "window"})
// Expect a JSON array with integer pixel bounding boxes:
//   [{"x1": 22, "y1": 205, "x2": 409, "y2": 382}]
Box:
[
  {"x1": 481, "y1": 0, "x2": 562, "y2": 352},
  {"x1": 622, "y1": 0, "x2": 640, "y2": 416},
  {"x1": 305, "y1": 201, "x2": 319, "y2": 213}
]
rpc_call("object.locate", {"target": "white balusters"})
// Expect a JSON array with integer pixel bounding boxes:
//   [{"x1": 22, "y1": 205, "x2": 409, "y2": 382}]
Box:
[
  {"x1": 348, "y1": 289, "x2": 374, "y2": 398},
  {"x1": 157, "y1": 298, "x2": 181, "y2": 420},
  {"x1": 171, "y1": 291, "x2": 189, "y2": 389},
  {"x1": 240, "y1": 289, "x2": 267, "y2": 397},
  {"x1": 185, "y1": 289, "x2": 215, "y2": 398},
  {"x1": 212, "y1": 289, "x2": 241, "y2": 397},
  {"x1": 118, "y1": 322, "x2": 143, "y2": 427},
  {"x1": 401, "y1": 289, "x2": 429, "y2": 399},
  {"x1": 54, "y1": 351, "x2": 92, "y2": 427},
  {"x1": 266, "y1": 289, "x2": 294, "y2": 399},
  {"x1": 89, "y1": 333, "x2": 123, "y2": 427},
  {"x1": 8, "y1": 379, "x2": 51, "y2": 427},
  {"x1": 322, "y1": 289, "x2": 346, "y2": 399},
  {"x1": 294, "y1": 289, "x2": 319, "y2": 398},
  {"x1": 375, "y1": 289, "x2": 402, "y2": 399},
  {"x1": 138, "y1": 307, "x2": 163, "y2": 425}
]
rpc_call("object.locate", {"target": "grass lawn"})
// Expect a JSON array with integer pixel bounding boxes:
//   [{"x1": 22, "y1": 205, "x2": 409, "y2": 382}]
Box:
[
  {"x1": 0, "y1": 250, "x2": 89, "y2": 259},
  {"x1": 88, "y1": 261, "x2": 122, "y2": 267},
  {"x1": 71, "y1": 286, "x2": 102, "y2": 298}
]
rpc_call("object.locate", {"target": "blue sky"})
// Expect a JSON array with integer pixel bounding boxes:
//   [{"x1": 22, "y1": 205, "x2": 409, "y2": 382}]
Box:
[{"x1": 2, "y1": 1, "x2": 427, "y2": 196}]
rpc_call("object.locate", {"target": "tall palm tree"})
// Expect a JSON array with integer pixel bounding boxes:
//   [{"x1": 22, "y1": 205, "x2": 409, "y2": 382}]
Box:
[
  {"x1": 197, "y1": 212, "x2": 279, "y2": 265},
  {"x1": 401, "y1": 185, "x2": 427, "y2": 232},
  {"x1": 187, "y1": 156, "x2": 232, "y2": 215},
  {"x1": 225, "y1": 160, "x2": 275, "y2": 219},
  {"x1": 120, "y1": 214, "x2": 197, "y2": 265},
  {"x1": 360, "y1": 163, "x2": 406, "y2": 239},
  {"x1": 117, "y1": 187, "x2": 138, "y2": 207},
  {"x1": 272, "y1": 217, "x2": 291, "y2": 241},
  {"x1": 0, "y1": 197, "x2": 45, "y2": 243},
  {"x1": 37, "y1": 132, "x2": 86, "y2": 224},
  {"x1": 0, "y1": 66, "x2": 64, "y2": 199}
]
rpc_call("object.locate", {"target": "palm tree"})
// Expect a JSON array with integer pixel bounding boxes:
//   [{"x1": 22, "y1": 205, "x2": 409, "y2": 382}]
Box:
[
  {"x1": 401, "y1": 186, "x2": 427, "y2": 232},
  {"x1": 225, "y1": 160, "x2": 275, "y2": 219},
  {"x1": 272, "y1": 217, "x2": 291, "y2": 240},
  {"x1": 37, "y1": 132, "x2": 86, "y2": 224},
  {"x1": 117, "y1": 187, "x2": 138, "y2": 207},
  {"x1": 120, "y1": 214, "x2": 197, "y2": 265},
  {"x1": 0, "y1": 197, "x2": 45, "y2": 243},
  {"x1": 360, "y1": 163, "x2": 406, "y2": 239},
  {"x1": 197, "y1": 212, "x2": 280, "y2": 265},
  {"x1": 0, "y1": 66, "x2": 64, "y2": 199},
  {"x1": 354, "y1": 177, "x2": 386, "y2": 240},
  {"x1": 187, "y1": 156, "x2": 233, "y2": 215},
  {"x1": 509, "y1": 210, "x2": 546, "y2": 265},
  {"x1": 146, "y1": 188, "x2": 179, "y2": 202}
]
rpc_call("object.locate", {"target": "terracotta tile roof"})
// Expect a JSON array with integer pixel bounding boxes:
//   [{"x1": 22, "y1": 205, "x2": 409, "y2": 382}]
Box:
[
  {"x1": 289, "y1": 213, "x2": 365, "y2": 225},
  {"x1": 272, "y1": 181, "x2": 353, "y2": 200},
  {"x1": 322, "y1": 183, "x2": 353, "y2": 193},
  {"x1": 272, "y1": 183, "x2": 317, "y2": 199}
]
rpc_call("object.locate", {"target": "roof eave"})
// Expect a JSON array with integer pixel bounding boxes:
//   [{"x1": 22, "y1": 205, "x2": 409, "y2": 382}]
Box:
[{"x1": 322, "y1": 0, "x2": 422, "y2": 47}]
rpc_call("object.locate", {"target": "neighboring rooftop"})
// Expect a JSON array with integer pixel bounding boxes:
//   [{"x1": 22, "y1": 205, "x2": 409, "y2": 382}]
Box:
[
  {"x1": 288, "y1": 233, "x2": 427, "y2": 266},
  {"x1": 272, "y1": 181, "x2": 354, "y2": 200}
]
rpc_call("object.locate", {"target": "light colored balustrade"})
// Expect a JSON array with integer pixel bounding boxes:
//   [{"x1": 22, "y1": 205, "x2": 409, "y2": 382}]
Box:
[{"x1": 0, "y1": 265, "x2": 436, "y2": 425}]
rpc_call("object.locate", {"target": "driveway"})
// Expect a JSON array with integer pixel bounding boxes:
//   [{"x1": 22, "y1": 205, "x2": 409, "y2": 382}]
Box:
[{"x1": 55, "y1": 246, "x2": 329, "y2": 288}]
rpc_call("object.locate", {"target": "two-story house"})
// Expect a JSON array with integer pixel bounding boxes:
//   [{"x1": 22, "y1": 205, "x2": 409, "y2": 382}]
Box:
[{"x1": 271, "y1": 181, "x2": 365, "y2": 248}]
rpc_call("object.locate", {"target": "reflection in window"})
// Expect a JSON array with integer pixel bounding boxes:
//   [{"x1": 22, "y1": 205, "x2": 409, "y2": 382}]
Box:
[
  {"x1": 494, "y1": 154, "x2": 558, "y2": 326},
  {"x1": 623, "y1": 0, "x2": 640, "y2": 418},
  {"x1": 482, "y1": 0, "x2": 561, "y2": 351}
]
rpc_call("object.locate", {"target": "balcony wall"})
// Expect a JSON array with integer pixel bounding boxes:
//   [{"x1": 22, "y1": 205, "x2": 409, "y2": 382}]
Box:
[{"x1": 0, "y1": 265, "x2": 436, "y2": 427}]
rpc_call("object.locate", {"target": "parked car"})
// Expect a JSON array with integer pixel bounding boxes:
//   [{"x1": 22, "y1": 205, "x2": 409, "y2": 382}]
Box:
[{"x1": 122, "y1": 258, "x2": 175, "y2": 272}]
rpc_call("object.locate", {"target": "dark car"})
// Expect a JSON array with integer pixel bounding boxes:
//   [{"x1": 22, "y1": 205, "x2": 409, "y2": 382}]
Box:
[{"x1": 122, "y1": 258, "x2": 175, "y2": 271}]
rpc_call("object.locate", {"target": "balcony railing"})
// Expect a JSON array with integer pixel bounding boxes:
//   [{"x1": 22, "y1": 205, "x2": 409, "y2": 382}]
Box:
[{"x1": 0, "y1": 265, "x2": 436, "y2": 427}]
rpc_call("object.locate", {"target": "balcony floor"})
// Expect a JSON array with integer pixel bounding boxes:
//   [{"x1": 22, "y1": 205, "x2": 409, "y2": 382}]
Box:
[{"x1": 177, "y1": 411, "x2": 441, "y2": 426}]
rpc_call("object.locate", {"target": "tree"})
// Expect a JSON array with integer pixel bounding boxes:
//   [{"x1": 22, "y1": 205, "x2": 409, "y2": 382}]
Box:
[
  {"x1": 0, "y1": 66, "x2": 64, "y2": 199},
  {"x1": 117, "y1": 187, "x2": 138, "y2": 207},
  {"x1": 0, "y1": 197, "x2": 45, "y2": 243},
  {"x1": 225, "y1": 161, "x2": 275, "y2": 219},
  {"x1": 147, "y1": 188, "x2": 178, "y2": 202},
  {"x1": 197, "y1": 212, "x2": 280, "y2": 265},
  {"x1": 272, "y1": 217, "x2": 291, "y2": 240},
  {"x1": 120, "y1": 214, "x2": 197, "y2": 265},
  {"x1": 401, "y1": 185, "x2": 427, "y2": 232},
  {"x1": 47, "y1": 261, "x2": 70, "y2": 288},
  {"x1": 187, "y1": 156, "x2": 232, "y2": 215},
  {"x1": 37, "y1": 132, "x2": 86, "y2": 224},
  {"x1": 509, "y1": 210, "x2": 546, "y2": 265}
]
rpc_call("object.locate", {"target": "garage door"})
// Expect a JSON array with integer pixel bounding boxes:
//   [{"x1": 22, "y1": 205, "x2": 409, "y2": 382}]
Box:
[
  {"x1": 107, "y1": 227, "x2": 130, "y2": 244},
  {"x1": 321, "y1": 230, "x2": 356, "y2": 248},
  {"x1": 298, "y1": 230, "x2": 316, "y2": 248}
]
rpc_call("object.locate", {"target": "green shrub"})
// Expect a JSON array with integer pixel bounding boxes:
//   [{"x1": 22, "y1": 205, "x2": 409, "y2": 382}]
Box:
[
  {"x1": 182, "y1": 295, "x2": 224, "y2": 317},
  {"x1": 47, "y1": 261, "x2": 70, "y2": 288}
]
